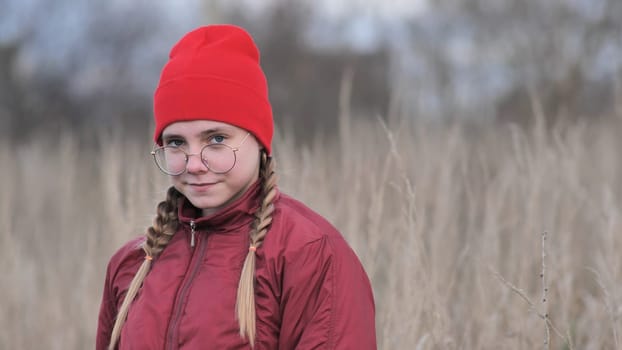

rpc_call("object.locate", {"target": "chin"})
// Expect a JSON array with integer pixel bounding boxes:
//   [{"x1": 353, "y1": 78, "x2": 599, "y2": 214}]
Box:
[{"x1": 185, "y1": 195, "x2": 225, "y2": 211}]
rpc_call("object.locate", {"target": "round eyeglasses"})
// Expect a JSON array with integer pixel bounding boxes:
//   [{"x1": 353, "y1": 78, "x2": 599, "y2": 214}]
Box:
[{"x1": 151, "y1": 133, "x2": 250, "y2": 175}]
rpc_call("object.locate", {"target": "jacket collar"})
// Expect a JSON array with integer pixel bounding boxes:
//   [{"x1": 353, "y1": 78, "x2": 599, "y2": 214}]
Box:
[{"x1": 177, "y1": 180, "x2": 269, "y2": 232}]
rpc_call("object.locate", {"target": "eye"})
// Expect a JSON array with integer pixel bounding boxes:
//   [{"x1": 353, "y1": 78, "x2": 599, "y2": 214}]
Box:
[
  {"x1": 210, "y1": 135, "x2": 226, "y2": 144},
  {"x1": 165, "y1": 139, "x2": 185, "y2": 147}
]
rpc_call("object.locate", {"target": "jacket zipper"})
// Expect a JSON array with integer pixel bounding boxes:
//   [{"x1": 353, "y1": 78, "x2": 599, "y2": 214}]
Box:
[
  {"x1": 190, "y1": 220, "x2": 196, "y2": 248},
  {"x1": 165, "y1": 224, "x2": 207, "y2": 350}
]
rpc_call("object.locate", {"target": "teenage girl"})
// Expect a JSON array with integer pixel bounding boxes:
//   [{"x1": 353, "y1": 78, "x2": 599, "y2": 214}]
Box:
[{"x1": 96, "y1": 24, "x2": 376, "y2": 350}]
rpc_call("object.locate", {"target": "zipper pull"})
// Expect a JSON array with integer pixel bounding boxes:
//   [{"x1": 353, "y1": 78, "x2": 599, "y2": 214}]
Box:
[{"x1": 190, "y1": 220, "x2": 196, "y2": 248}]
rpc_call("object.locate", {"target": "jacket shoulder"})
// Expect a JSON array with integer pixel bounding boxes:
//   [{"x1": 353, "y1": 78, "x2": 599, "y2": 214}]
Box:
[
  {"x1": 274, "y1": 194, "x2": 338, "y2": 239},
  {"x1": 105, "y1": 236, "x2": 146, "y2": 295},
  {"x1": 260, "y1": 193, "x2": 377, "y2": 349},
  {"x1": 97, "y1": 236, "x2": 146, "y2": 349},
  {"x1": 266, "y1": 192, "x2": 352, "y2": 256},
  {"x1": 107, "y1": 236, "x2": 146, "y2": 270}
]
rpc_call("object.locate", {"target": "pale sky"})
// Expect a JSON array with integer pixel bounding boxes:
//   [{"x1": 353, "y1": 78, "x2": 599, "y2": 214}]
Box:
[
  {"x1": 3, "y1": 0, "x2": 618, "y2": 118},
  {"x1": 191, "y1": 0, "x2": 430, "y2": 21},
  {"x1": 315, "y1": 0, "x2": 429, "y2": 19}
]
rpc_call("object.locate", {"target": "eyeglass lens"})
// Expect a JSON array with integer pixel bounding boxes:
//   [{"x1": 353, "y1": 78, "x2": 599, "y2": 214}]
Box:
[{"x1": 154, "y1": 143, "x2": 236, "y2": 175}]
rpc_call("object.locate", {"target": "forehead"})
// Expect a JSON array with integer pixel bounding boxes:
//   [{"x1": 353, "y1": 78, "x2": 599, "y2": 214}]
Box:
[{"x1": 162, "y1": 120, "x2": 243, "y2": 137}]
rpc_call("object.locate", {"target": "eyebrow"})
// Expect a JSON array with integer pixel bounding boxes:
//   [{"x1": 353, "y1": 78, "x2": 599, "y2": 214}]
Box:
[
  {"x1": 161, "y1": 127, "x2": 233, "y2": 141},
  {"x1": 198, "y1": 127, "x2": 232, "y2": 138},
  {"x1": 161, "y1": 133, "x2": 183, "y2": 141}
]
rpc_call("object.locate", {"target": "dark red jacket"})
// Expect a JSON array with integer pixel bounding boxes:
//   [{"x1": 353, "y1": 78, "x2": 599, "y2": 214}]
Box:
[{"x1": 96, "y1": 184, "x2": 376, "y2": 349}]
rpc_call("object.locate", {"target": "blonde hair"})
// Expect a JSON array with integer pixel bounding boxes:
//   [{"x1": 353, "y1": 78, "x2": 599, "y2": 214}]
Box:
[
  {"x1": 236, "y1": 152, "x2": 277, "y2": 346},
  {"x1": 107, "y1": 152, "x2": 276, "y2": 349},
  {"x1": 107, "y1": 186, "x2": 181, "y2": 350}
]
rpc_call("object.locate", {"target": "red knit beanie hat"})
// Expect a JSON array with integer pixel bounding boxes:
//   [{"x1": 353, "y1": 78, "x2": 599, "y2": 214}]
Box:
[{"x1": 153, "y1": 25, "x2": 273, "y2": 154}]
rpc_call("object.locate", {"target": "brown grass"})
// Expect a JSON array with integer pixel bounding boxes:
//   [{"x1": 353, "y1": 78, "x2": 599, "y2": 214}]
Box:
[{"x1": 2, "y1": 114, "x2": 622, "y2": 349}]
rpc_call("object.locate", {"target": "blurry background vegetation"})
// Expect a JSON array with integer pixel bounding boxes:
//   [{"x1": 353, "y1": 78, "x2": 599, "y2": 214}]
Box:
[
  {"x1": 2, "y1": 0, "x2": 620, "y2": 140},
  {"x1": 2, "y1": 0, "x2": 622, "y2": 349}
]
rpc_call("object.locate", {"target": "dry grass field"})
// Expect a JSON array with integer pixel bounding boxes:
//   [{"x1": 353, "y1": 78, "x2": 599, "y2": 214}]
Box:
[{"x1": 1, "y1": 113, "x2": 622, "y2": 349}]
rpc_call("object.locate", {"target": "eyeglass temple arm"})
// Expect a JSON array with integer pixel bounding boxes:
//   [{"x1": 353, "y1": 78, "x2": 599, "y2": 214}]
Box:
[{"x1": 232, "y1": 132, "x2": 251, "y2": 152}]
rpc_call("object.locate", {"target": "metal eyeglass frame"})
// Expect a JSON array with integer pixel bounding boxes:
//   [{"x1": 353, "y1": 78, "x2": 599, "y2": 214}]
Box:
[{"x1": 151, "y1": 132, "x2": 251, "y2": 175}]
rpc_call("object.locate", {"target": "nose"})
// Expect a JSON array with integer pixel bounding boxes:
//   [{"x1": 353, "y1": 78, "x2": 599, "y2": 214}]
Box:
[{"x1": 185, "y1": 151, "x2": 208, "y2": 174}]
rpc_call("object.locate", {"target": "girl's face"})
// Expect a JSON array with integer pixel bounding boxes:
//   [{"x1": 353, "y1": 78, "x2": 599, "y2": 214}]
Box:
[{"x1": 161, "y1": 120, "x2": 262, "y2": 216}]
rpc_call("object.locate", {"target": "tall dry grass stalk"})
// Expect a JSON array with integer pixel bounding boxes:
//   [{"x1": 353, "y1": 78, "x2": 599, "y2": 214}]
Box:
[{"x1": 1, "y1": 113, "x2": 622, "y2": 349}]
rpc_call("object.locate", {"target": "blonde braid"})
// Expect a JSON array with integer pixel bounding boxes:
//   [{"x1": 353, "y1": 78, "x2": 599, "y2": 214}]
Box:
[
  {"x1": 236, "y1": 152, "x2": 277, "y2": 347},
  {"x1": 108, "y1": 186, "x2": 181, "y2": 350}
]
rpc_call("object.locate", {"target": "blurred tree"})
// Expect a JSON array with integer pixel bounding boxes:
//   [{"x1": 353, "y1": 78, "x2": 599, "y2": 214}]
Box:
[
  {"x1": 0, "y1": 38, "x2": 79, "y2": 139},
  {"x1": 212, "y1": 0, "x2": 390, "y2": 137},
  {"x1": 0, "y1": 41, "x2": 21, "y2": 134},
  {"x1": 3, "y1": 0, "x2": 620, "y2": 142},
  {"x1": 410, "y1": 0, "x2": 622, "y2": 123},
  {"x1": 0, "y1": 0, "x2": 179, "y2": 141}
]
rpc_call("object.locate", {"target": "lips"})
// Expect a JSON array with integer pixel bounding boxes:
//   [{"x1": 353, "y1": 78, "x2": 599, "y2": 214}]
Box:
[{"x1": 187, "y1": 182, "x2": 217, "y2": 192}]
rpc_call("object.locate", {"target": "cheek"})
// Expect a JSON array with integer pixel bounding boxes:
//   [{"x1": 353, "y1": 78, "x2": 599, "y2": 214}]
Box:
[
  {"x1": 235, "y1": 152, "x2": 260, "y2": 177},
  {"x1": 169, "y1": 175, "x2": 183, "y2": 189}
]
